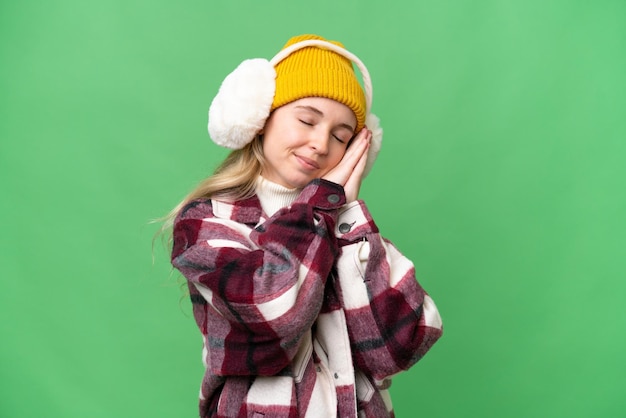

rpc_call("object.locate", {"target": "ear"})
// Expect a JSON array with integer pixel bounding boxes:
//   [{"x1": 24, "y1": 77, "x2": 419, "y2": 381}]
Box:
[
  {"x1": 363, "y1": 113, "x2": 383, "y2": 177},
  {"x1": 208, "y1": 59, "x2": 276, "y2": 149}
]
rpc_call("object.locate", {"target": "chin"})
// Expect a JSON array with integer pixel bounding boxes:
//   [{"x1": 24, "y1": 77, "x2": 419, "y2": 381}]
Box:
[
  {"x1": 285, "y1": 174, "x2": 315, "y2": 189},
  {"x1": 287, "y1": 179, "x2": 311, "y2": 189}
]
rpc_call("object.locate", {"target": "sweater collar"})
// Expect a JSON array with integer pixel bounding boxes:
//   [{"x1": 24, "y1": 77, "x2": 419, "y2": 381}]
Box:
[
  {"x1": 255, "y1": 176, "x2": 301, "y2": 217},
  {"x1": 211, "y1": 176, "x2": 301, "y2": 225}
]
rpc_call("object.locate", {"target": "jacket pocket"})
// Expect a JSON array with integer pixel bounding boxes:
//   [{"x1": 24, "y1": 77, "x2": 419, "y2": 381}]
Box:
[
  {"x1": 355, "y1": 369, "x2": 375, "y2": 403},
  {"x1": 292, "y1": 330, "x2": 313, "y2": 383},
  {"x1": 245, "y1": 376, "x2": 296, "y2": 417}
]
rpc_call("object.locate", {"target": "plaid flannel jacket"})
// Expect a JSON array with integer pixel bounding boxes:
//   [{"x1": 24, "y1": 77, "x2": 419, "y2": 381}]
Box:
[{"x1": 172, "y1": 179, "x2": 443, "y2": 417}]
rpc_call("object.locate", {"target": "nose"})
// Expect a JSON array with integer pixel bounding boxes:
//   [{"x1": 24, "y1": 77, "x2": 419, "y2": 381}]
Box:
[{"x1": 309, "y1": 129, "x2": 330, "y2": 155}]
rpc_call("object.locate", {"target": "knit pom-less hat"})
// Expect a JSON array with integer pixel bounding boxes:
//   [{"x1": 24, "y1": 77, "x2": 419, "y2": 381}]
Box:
[{"x1": 271, "y1": 34, "x2": 367, "y2": 131}]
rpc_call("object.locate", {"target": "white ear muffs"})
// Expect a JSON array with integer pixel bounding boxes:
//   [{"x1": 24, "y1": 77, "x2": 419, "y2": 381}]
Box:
[{"x1": 207, "y1": 39, "x2": 383, "y2": 176}]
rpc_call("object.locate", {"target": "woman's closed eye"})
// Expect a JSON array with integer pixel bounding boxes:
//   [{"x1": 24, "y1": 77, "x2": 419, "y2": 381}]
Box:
[
  {"x1": 333, "y1": 134, "x2": 346, "y2": 144},
  {"x1": 299, "y1": 119, "x2": 314, "y2": 126}
]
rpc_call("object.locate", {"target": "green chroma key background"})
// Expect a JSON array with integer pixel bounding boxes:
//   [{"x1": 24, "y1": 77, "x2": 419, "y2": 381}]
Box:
[{"x1": 2, "y1": 1, "x2": 625, "y2": 416}]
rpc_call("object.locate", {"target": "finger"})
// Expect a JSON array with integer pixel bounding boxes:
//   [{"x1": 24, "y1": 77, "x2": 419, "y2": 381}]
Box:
[
  {"x1": 323, "y1": 129, "x2": 371, "y2": 186},
  {"x1": 343, "y1": 140, "x2": 370, "y2": 201},
  {"x1": 350, "y1": 140, "x2": 370, "y2": 181},
  {"x1": 342, "y1": 129, "x2": 371, "y2": 167}
]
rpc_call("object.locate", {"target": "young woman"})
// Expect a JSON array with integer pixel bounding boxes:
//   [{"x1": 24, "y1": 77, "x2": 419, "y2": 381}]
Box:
[{"x1": 167, "y1": 34, "x2": 443, "y2": 417}]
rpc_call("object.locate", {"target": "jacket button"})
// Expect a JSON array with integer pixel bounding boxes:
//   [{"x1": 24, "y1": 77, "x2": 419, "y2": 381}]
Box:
[
  {"x1": 338, "y1": 223, "x2": 352, "y2": 233},
  {"x1": 327, "y1": 194, "x2": 340, "y2": 204}
]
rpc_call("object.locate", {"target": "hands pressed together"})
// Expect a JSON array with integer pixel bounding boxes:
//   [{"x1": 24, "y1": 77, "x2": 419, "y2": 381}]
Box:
[{"x1": 322, "y1": 127, "x2": 372, "y2": 203}]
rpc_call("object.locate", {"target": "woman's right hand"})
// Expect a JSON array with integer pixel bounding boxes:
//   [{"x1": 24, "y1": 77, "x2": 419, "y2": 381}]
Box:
[{"x1": 322, "y1": 128, "x2": 371, "y2": 202}]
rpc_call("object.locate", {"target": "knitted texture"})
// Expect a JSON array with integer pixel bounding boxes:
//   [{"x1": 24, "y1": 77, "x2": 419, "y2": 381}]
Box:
[{"x1": 271, "y1": 34, "x2": 367, "y2": 131}]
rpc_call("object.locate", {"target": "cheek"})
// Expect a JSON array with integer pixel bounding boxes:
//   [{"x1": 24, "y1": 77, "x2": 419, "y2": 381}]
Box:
[{"x1": 328, "y1": 146, "x2": 348, "y2": 168}]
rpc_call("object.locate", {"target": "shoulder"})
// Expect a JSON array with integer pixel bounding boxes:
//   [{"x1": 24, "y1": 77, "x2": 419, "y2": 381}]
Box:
[
  {"x1": 171, "y1": 196, "x2": 262, "y2": 259},
  {"x1": 175, "y1": 195, "x2": 263, "y2": 226},
  {"x1": 175, "y1": 198, "x2": 214, "y2": 223}
]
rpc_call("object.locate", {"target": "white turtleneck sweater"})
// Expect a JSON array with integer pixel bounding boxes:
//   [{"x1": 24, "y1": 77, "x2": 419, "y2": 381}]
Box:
[{"x1": 255, "y1": 176, "x2": 302, "y2": 217}]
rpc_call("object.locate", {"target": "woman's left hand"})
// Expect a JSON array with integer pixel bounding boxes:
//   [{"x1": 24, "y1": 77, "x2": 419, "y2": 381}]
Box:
[{"x1": 322, "y1": 127, "x2": 371, "y2": 202}]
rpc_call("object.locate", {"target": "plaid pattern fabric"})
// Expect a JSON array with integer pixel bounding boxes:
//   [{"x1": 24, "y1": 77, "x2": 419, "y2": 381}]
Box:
[{"x1": 172, "y1": 179, "x2": 443, "y2": 417}]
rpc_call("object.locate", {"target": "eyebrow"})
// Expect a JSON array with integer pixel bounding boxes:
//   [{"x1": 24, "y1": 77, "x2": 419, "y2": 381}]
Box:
[{"x1": 294, "y1": 105, "x2": 356, "y2": 132}]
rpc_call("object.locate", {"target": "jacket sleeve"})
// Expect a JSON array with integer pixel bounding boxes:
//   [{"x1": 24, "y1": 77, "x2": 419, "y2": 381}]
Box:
[
  {"x1": 171, "y1": 179, "x2": 345, "y2": 377},
  {"x1": 333, "y1": 201, "x2": 443, "y2": 381}
]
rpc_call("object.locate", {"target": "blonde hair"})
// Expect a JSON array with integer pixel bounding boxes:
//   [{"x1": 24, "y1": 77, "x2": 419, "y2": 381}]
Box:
[{"x1": 159, "y1": 135, "x2": 266, "y2": 235}]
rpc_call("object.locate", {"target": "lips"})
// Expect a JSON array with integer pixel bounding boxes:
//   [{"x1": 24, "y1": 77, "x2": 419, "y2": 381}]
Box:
[{"x1": 295, "y1": 154, "x2": 320, "y2": 170}]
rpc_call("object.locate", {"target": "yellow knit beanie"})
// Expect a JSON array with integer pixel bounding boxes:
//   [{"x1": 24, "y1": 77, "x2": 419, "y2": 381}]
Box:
[{"x1": 270, "y1": 34, "x2": 367, "y2": 132}]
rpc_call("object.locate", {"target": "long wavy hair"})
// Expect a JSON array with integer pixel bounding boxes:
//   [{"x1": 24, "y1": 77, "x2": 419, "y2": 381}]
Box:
[{"x1": 159, "y1": 135, "x2": 266, "y2": 236}]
